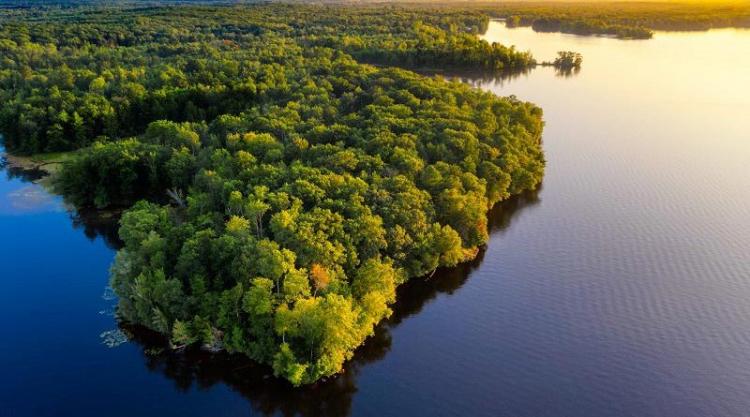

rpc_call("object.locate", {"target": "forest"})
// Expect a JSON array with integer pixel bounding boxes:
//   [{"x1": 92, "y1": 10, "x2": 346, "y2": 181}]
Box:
[
  {"x1": 0, "y1": 5, "x2": 540, "y2": 154},
  {"x1": 0, "y1": 4, "x2": 545, "y2": 385},
  {"x1": 3, "y1": 0, "x2": 748, "y2": 388},
  {"x1": 492, "y1": 1, "x2": 750, "y2": 39},
  {"x1": 413, "y1": 1, "x2": 750, "y2": 40}
]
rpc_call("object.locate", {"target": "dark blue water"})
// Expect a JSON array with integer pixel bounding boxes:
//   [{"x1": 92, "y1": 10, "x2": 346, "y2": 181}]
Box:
[{"x1": 2, "y1": 23, "x2": 750, "y2": 417}]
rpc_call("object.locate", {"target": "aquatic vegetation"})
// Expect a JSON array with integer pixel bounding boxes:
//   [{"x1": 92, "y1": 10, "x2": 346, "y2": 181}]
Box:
[
  {"x1": 100, "y1": 329, "x2": 130, "y2": 348},
  {"x1": 101, "y1": 286, "x2": 116, "y2": 301},
  {"x1": 98, "y1": 307, "x2": 116, "y2": 317}
]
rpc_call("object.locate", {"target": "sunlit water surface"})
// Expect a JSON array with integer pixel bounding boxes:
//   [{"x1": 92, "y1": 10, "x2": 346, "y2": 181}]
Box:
[{"x1": 2, "y1": 22, "x2": 750, "y2": 417}]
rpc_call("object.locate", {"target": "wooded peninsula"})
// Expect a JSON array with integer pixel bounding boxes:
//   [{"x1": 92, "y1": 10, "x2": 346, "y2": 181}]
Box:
[
  {"x1": 1, "y1": 1, "x2": 746, "y2": 386},
  {"x1": 0, "y1": 4, "x2": 545, "y2": 385}
]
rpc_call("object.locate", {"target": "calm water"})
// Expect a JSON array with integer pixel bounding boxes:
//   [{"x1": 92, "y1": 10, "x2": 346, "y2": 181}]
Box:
[{"x1": 2, "y1": 22, "x2": 750, "y2": 417}]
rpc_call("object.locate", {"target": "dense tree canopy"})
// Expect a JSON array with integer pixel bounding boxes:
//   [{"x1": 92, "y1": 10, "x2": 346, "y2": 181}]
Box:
[
  {"x1": 457, "y1": 1, "x2": 750, "y2": 40},
  {"x1": 0, "y1": 4, "x2": 539, "y2": 154},
  {"x1": 100, "y1": 66, "x2": 543, "y2": 385},
  {"x1": 0, "y1": 3, "x2": 545, "y2": 385}
]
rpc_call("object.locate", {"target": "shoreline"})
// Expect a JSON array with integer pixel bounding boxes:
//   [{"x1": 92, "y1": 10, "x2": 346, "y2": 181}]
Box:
[{"x1": 1, "y1": 149, "x2": 71, "y2": 187}]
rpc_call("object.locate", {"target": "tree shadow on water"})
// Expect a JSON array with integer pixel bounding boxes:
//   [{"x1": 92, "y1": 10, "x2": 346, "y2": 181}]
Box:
[
  {"x1": 122, "y1": 188, "x2": 541, "y2": 417},
  {"x1": 68, "y1": 207, "x2": 124, "y2": 250},
  {"x1": 389, "y1": 187, "x2": 541, "y2": 325},
  {"x1": 124, "y1": 323, "x2": 387, "y2": 417},
  {"x1": 1, "y1": 162, "x2": 47, "y2": 183},
  {"x1": 555, "y1": 66, "x2": 582, "y2": 78},
  {"x1": 1, "y1": 151, "x2": 124, "y2": 248}
]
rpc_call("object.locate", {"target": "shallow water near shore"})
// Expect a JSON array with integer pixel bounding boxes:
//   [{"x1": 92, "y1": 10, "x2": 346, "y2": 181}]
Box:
[{"x1": 2, "y1": 22, "x2": 750, "y2": 417}]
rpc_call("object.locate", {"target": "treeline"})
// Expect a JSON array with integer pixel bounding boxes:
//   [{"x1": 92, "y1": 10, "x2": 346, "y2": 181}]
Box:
[
  {"x1": 508, "y1": 15, "x2": 653, "y2": 40},
  {"x1": 389, "y1": 2, "x2": 750, "y2": 40},
  {"x1": 277, "y1": 6, "x2": 534, "y2": 70},
  {"x1": 310, "y1": 18, "x2": 534, "y2": 71},
  {"x1": 484, "y1": 1, "x2": 750, "y2": 39},
  {"x1": 340, "y1": 21, "x2": 534, "y2": 71},
  {"x1": 0, "y1": 4, "x2": 545, "y2": 385}
]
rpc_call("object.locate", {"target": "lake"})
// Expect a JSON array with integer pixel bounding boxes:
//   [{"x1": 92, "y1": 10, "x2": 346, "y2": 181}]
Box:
[{"x1": 2, "y1": 21, "x2": 750, "y2": 417}]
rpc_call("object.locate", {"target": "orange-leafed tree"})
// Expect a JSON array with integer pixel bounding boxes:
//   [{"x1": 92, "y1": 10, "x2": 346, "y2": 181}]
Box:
[{"x1": 310, "y1": 263, "x2": 330, "y2": 296}]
